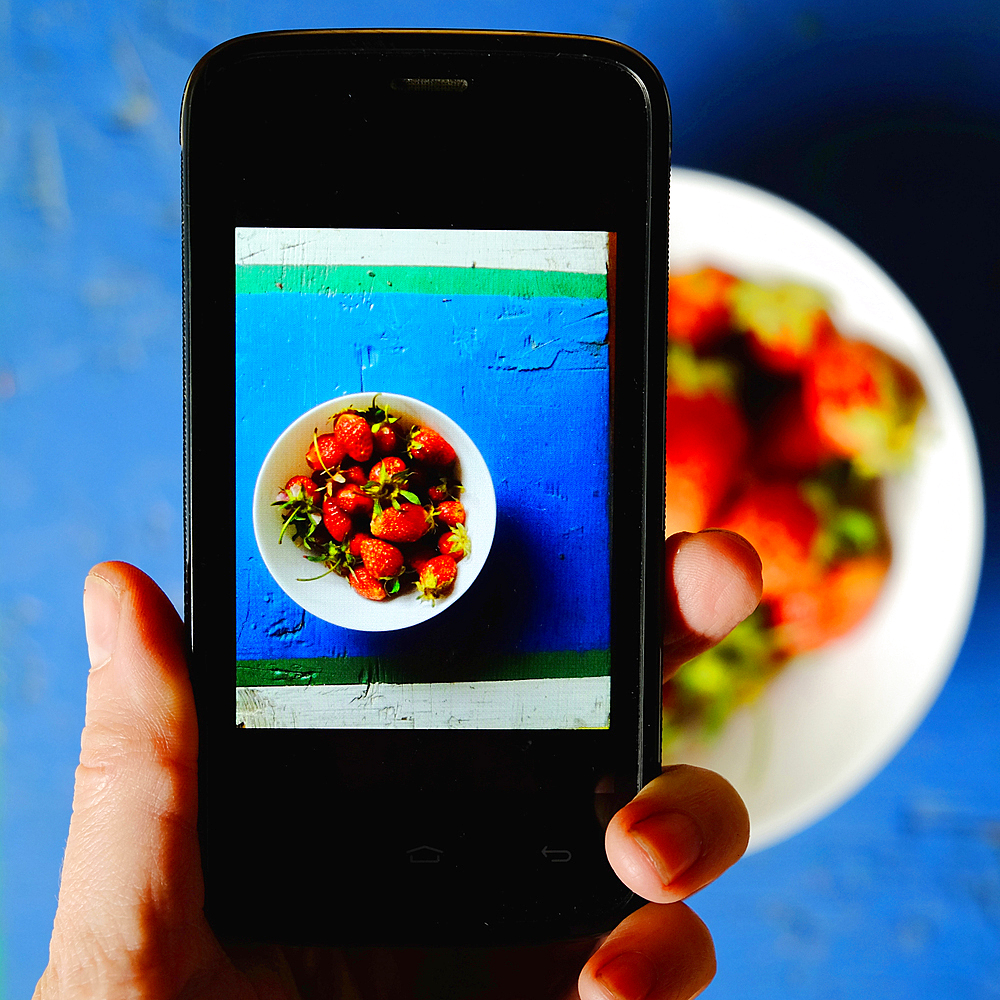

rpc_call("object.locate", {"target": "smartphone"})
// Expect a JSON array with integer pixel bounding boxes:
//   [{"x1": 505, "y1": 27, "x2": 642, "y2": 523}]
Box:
[{"x1": 182, "y1": 29, "x2": 669, "y2": 947}]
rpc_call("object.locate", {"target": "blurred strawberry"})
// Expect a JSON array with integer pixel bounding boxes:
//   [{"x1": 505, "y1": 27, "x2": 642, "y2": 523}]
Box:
[
  {"x1": 802, "y1": 336, "x2": 925, "y2": 476},
  {"x1": 716, "y1": 480, "x2": 823, "y2": 599},
  {"x1": 668, "y1": 267, "x2": 737, "y2": 349},
  {"x1": 771, "y1": 553, "x2": 889, "y2": 655},
  {"x1": 730, "y1": 279, "x2": 835, "y2": 374},
  {"x1": 666, "y1": 345, "x2": 748, "y2": 533},
  {"x1": 755, "y1": 387, "x2": 836, "y2": 476}
]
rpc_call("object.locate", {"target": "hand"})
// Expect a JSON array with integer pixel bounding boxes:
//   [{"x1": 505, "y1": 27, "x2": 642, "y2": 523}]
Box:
[{"x1": 34, "y1": 528, "x2": 761, "y2": 1000}]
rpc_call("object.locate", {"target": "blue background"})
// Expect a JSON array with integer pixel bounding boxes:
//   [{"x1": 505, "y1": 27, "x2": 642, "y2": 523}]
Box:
[
  {"x1": 2, "y1": 2, "x2": 997, "y2": 997},
  {"x1": 236, "y1": 289, "x2": 611, "y2": 659}
]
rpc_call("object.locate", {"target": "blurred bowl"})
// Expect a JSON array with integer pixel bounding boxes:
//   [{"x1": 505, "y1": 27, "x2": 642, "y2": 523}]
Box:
[
  {"x1": 253, "y1": 392, "x2": 497, "y2": 632},
  {"x1": 669, "y1": 167, "x2": 984, "y2": 852}
]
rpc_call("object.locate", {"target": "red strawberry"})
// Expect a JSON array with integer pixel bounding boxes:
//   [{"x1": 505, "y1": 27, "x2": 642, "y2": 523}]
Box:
[
  {"x1": 306, "y1": 432, "x2": 347, "y2": 471},
  {"x1": 408, "y1": 426, "x2": 456, "y2": 466},
  {"x1": 427, "y1": 477, "x2": 462, "y2": 503},
  {"x1": 281, "y1": 475, "x2": 318, "y2": 503},
  {"x1": 436, "y1": 500, "x2": 466, "y2": 527},
  {"x1": 665, "y1": 347, "x2": 748, "y2": 533},
  {"x1": 730, "y1": 279, "x2": 835, "y2": 374},
  {"x1": 416, "y1": 554, "x2": 458, "y2": 602},
  {"x1": 370, "y1": 502, "x2": 431, "y2": 543},
  {"x1": 341, "y1": 464, "x2": 368, "y2": 486},
  {"x1": 369, "y1": 456, "x2": 408, "y2": 482},
  {"x1": 321, "y1": 495, "x2": 353, "y2": 542},
  {"x1": 334, "y1": 484, "x2": 374, "y2": 517},
  {"x1": 802, "y1": 336, "x2": 925, "y2": 476},
  {"x1": 407, "y1": 546, "x2": 438, "y2": 574},
  {"x1": 717, "y1": 480, "x2": 822, "y2": 599},
  {"x1": 438, "y1": 523, "x2": 471, "y2": 562},
  {"x1": 373, "y1": 422, "x2": 399, "y2": 456},
  {"x1": 359, "y1": 537, "x2": 405, "y2": 580},
  {"x1": 755, "y1": 388, "x2": 835, "y2": 476},
  {"x1": 348, "y1": 530, "x2": 372, "y2": 557},
  {"x1": 771, "y1": 554, "x2": 889, "y2": 655},
  {"x1": 334, "y1": 412, "x2": 374, "y2": 462},
  {"x1": 349, "y1": 566, "x2": 387, "y2": 602},
  {"x1": 668, "y1": 267, "x2": 737, "y2": 349}
]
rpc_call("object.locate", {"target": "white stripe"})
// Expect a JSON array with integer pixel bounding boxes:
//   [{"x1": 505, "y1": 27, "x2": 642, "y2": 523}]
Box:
[
  {"x1": 236, "y1": 675, "x2": 610, "y2": 730},
  {"x1": 236, "y1": 227, "x2": 609, "y2": 274}
]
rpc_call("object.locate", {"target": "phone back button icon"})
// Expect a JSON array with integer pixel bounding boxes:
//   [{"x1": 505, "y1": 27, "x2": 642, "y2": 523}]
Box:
[
  {"x1": 540, "y1": 846, "x2": 572, "y2": 863},
  {"x1": 407, "y1": 844, "x2": 444, "y2": 864}
]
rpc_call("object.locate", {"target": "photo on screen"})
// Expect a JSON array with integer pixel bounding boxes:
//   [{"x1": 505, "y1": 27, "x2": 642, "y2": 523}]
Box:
[{"x1": 236, "y1": 228, "x2": 612, "y2": 730}]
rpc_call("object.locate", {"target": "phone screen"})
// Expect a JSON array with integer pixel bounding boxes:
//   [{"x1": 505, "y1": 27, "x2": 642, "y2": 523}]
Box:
[{"x1": 236, "y1": 227, "x2": 613, "y2": 731}]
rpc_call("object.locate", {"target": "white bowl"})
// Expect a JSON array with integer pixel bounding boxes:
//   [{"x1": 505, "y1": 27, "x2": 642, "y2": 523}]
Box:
[
  {"x1": 668, "y1": 168, "x2": 984, "y2": 852},
  {"x1": 253, "y1": 392, "x2": 497, "y2": 632}
]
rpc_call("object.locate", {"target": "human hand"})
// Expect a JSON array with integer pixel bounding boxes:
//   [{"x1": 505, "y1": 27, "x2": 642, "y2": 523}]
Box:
[{"x1": 34, "y1": 528, "x2": 761, "y2": 1000}]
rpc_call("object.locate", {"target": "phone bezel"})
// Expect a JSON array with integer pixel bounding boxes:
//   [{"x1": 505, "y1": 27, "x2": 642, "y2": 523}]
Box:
[{"x1": 183, "y1": 29, "x2": 669, "y2": 946}]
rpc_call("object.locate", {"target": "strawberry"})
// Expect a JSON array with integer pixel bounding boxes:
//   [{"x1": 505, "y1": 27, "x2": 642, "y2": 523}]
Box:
[
  {"x1": 802, "y1": 336, "x2": 925, "y2": 476},
  {"x1": 438, "y1": 523, "x2": 471, "y2": 562},
  {"x1": 321, "y1": 495, "x2": 353, "y2": 542},
  {"x1": 771, "y1": 554, "x2": 889, "y2": 655},
  {"x1": 755, "y1": 387, "x2": 835, "y2": 476},
  {"x1": 717, "y1": 480, "x2": 823, "y2": 599},
  {"x1": 668, "y1": 267, "x2": 737, "y2": 349},
  {"x1": 406, "y1": 546, "x2": 438, "y2": 575},
  {"x1": 665, "y1": 345, "x2": 748, "y2": 533},
  {"x1": 370, "y1": 502, "x2": 431, "y2": 543},
  {"x1": 359, "y1": 537, "x2": 405, "y2": 581},
  {"x1": 281, "y1": 475, "x2": 318, "y2": 503},
  {"x1": 369, "y1": 456, "x2": 407, "y2": 482},
  {"x1": 373, "y1": 422, "x2": 399, "y2": 456},
  {"x1": 334, "y1": 412, "x2": 374, "y2": 462},
  {"x1": 416, "y1": 554, "x2": 458, "y2": 602},
  {"x1": 428, "y1": 476, "x2": 462, "y2": 503},
  {"x1": 341, "y1": 464, "x2": 368, "y2": 486},
  {"x1": 349, "y1": 566, "x2": 387, "y2": 602},
  {"x1": 306, "y1": 432, "x2": 347, "y2": 472},
  {"x1": 436, "y1": 500, "x2": 466, "y2": 527},
  {"x1": 348, "y1": 530, "x2": 372, "y2": 557},
  {"x1": 334, "y1": 484, "x2": 374, "y2": 517},
  {"x1": 408, "y1": 426, "x2": 456, "y2": 466},
  {"x1": 730, "y1": 279, "x2": 835, "y2": 374}
]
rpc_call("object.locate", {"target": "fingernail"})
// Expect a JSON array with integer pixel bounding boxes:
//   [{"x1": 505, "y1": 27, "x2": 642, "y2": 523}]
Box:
[
  {"x1": 593, "y1": 951, "x2": 657, "y2": 1000},
  {"x1": 628, "y1": 810, "x2": 704, "y2": 888},
  {"x1": 84, "y1": 574, "x2": 120, "y2": 670}
]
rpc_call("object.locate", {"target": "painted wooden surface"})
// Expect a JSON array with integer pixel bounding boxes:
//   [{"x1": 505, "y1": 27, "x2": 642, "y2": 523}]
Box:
[{"x1": 2, "y1": 1, "x2": 997, "y2": 996}]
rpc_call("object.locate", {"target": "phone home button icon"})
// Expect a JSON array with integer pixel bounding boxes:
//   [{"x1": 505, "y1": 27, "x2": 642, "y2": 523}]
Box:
[{"x1": 407, "y1": 845, "x2": 444, "y2": 864}]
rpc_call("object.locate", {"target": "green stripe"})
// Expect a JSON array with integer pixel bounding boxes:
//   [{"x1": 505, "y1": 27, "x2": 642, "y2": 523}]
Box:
[
  {"x1": 236, "y1": 264, "x2": 607, "y2": 300},
  {"x1": 237, "y1": 649, "x2": 610, "y2": 687}
]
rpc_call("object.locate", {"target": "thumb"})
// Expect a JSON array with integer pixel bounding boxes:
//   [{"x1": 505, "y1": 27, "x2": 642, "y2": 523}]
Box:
[{"x1": 35, "y1": 563, "x2": 233, "y2": 998}]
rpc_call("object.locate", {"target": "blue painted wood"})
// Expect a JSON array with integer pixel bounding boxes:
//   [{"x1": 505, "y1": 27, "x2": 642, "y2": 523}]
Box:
[
  {"x1": 2, "y1": 1, "x2": 997, "y2": 996},
  {"x1": 236, "y1": 291, "x2": 611, "y2": 659}
]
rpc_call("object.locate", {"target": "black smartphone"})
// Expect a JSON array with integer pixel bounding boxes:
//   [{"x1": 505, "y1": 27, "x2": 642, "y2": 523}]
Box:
[{"x1": 182, "y1": 29, "x2": 669, "y2": 947}]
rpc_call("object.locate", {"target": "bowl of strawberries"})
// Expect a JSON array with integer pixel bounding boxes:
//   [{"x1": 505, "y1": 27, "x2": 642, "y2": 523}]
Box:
[
  {"x1": 665, "y1": 168, "x2": 984, "y2": 852},
  {"x1": 253, "y1": 392, "x2": 497, "y2": 631}
]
